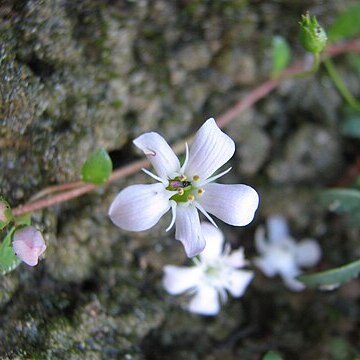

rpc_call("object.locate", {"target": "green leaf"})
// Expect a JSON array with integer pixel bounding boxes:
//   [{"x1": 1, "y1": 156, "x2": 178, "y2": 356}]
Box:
[
  {"x1": 330, "y1": 337, "x2": 359, "y2": 360},
  {"x1": 0, "y1": 228, "x2": 21, "y2": 275},
  {"x1": 319, "y1": 189, "x2": 360, "y2": 213},
  {"x1": 272, "y1": 36, "x2": 291, "y2": 76},
  {"x1": 0, "y1": 196, "x2": 13, "y2": 230},
  {"x1": 262, "y1": 351, "x2": 283, "y2": 360},
  {"x1": 0, "y1": 215, "x2": 31, "y2": 275},
  {"x1": 298, "y1": 258, "x2": 360, "y2": 289},
  {"x1": 341, "y1": 114, "x2": 360, "y2": 138},
  {"x1": 81, "y1": 148, "x2": 113, "y2": 185},
  {"x1": 328, "y1": 4, "x2": 360, "y2": 41}
]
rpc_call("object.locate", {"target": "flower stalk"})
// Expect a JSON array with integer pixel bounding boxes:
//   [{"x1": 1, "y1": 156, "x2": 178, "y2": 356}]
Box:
[{"x1": 323, "y1": 57, "x2": 360, "y2": 112}]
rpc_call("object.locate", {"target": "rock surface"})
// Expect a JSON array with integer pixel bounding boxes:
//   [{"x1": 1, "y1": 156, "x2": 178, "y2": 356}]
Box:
[{"x1": 0, "y1": 0, "x2": 359, "y2": 359}]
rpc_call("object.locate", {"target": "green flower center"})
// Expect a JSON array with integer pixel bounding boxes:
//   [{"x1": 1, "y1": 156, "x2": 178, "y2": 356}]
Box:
[
  {"x1": 166, "y1": 175, "x2": 204, "y2": 203},
  {"x1": 166, "y1": 176, "x2": 194, "y2": 203},
  {"x1": 205, "y1": 265, "x2": 219, "y2": 277}
]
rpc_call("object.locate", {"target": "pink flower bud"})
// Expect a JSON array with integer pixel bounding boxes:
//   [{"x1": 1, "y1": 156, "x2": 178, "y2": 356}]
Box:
[{"x1": 12, "y1": 226, "x2": 46, "y2": 266}]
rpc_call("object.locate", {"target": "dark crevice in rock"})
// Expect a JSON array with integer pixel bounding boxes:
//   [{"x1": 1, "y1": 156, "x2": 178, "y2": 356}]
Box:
[
  {"x1": 26, "y1": 55, "x2": 56, "y2": 80},
  {"x1": 108, "y1": 141, "x2": 136, "y2": 170}
]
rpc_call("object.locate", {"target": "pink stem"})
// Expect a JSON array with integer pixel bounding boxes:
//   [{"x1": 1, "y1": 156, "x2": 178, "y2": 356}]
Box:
[
  {"x1": 30, "y1": 181, "x2": 84, "y2": 201},
  {"x1": 12, "y1": 159, "x2": 150, "y2": 216}
]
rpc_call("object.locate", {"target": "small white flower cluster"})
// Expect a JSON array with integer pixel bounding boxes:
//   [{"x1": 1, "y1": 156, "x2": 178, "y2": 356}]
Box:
[
  {"x1": 163, "y1": 222, "x2": 254, "y2": 316},
  {"x1": 254, "y1": 215, "x2": 322, "y2": 291},
  {"x1": 108, "y1": 118, "x2": 322, "y2": 316},
  {"x1": 162, "y1": 216, "x2": 322, "y2": 315}
]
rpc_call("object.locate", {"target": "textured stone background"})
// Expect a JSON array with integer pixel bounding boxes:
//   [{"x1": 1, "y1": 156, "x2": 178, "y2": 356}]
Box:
[{"x1": 0, "y1": 0, "x2": 359, "y2": 359}]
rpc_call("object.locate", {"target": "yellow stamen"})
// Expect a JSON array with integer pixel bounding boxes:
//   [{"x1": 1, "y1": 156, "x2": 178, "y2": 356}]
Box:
[
  {"x1": 179, "y1": 175, "x2": 187, "y2": 181},
  {"x1": 193, "y1": 175, "x2": 200, "y2": 181},
  {"x1": 187, "y1": 194, "x2": 195, "y2": 201},
  {"x1": 197, "y1": 188, "x2": 204, "y2": 196},
  {"x1": 177, "y1": 188, "x2": 184, "y2": 196}
]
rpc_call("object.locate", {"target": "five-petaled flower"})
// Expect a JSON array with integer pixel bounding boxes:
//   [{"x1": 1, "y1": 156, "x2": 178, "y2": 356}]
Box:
[
  {"x1": 12, "y1": 226, "x2": 47, "y2": 266},
  {"x1": 163, "y1": 222, "x2": 254, "y2": 315},
  {"x1": 109, "y1": 118, "x2": 259, "y2": 257},
  {"x1": 254, "y1": 215, "x2": 321, "y2": 291}
]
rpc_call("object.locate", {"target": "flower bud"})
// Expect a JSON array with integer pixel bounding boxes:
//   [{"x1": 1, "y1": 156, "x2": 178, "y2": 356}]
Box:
[
  {"x1": 299, "y1": 13, "x2": 327, "y2": 54},
  {"x1": 0, "y1": 196, "x2": 13, "y2": 230},
  {"x1": 12, "y1": 226, "x2": 46, "y2": 266}
]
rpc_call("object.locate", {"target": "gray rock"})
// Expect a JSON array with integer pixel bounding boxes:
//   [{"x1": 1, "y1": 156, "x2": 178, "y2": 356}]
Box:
[
  {"x1": 176, "y1": 43, "x2": 212, "y2": 71},
  {"x1": 267, "y1": 124, "x2": 342, "y2": 184}
]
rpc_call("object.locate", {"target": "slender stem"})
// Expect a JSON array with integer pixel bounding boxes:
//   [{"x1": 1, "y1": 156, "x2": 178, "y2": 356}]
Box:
[
  {"x1": 324, "y1": 58, "x2": 360, "y2": 112},
  {"x1": 12, "y1": 159, "x2": 150, "y2": 216},
  {"x1": 11, "y1": 39, "x2": 360, "y2": 216},
  {"x1": 30, "y1": 181, "x2": 85, "y2": 201},
  {"x1": 12, "y1": 184, "x2": 97, "y2": 216}
]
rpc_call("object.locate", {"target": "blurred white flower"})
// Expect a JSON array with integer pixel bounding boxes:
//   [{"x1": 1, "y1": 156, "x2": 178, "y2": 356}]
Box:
[
  {"x1": 254, "y1": 215, "x2": 321, "y2": 291},
  {"x1": 109, "y1": 118, "x2": 259, "y2": 257},
  {"x1": 163, "y1": 222, "x2": 254, "y2": 315},
  {"x1": 12, "y1": 226, "x2": 46, "y2": 266}
]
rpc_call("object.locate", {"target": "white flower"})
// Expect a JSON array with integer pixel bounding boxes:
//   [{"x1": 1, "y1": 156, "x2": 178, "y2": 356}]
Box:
[
  {"x1": 162, "y1": 222, "x2": 254, "y2": 316},
  {"x1": 109, "y1": 118, "x2": 259, "y2": 257},
  {"x1": 254, "y1": 215, "x2": 322, "y2": 291},
  {"x1": 12, "y1": 226, "x2": 46, "y2": 266}
]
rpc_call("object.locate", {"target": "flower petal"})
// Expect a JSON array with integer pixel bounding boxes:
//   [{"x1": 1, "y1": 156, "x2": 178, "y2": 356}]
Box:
[
  {"x1": 133, "y1": 132, "x2": 180, "y2": 179},
  {"x1": 185, "y1": 118, "x2": 235, "y2": 180},
  {"x1": 163, "y1": 265, "x2": 202, "y2": 295},
  {"x1": 198, "y1": 183, "x2": 259, "y2": 226},
  {"x1": 295, "y1": 239, "x2": 322, "y2": 268},
  {"x1": 225, "y1": 248, "x2": 247, "y2": 268},
  {"x1": 224, "y1": 270, "x2": 254, "y2": 297},
  {"x1": 267, "y1": 215, "x2": 290, "y2": 244},
  {"x1": 175, "y1": 205, "x2": 205, "y2": 258},
  {"x1": 199, "y1": 222, "x2": 224, "y2": 262},
  {"x1": 254, "y1": 257, "x2": 277, "y2": 277},
  {"x1": 109, "y1": 183, "x2": 171, "y2": 231},
  {"x1": 282, "y1": 275, "x2": 305, "y2": 292},
  {"x1": 12, "y1": 226, "x2": 46, "y2": 266},
  {"x1": 188, "y1": 285, "x2": 220, "y2": 315},
  {"x1": 254, "y1": 227, "x2": 268, "y2": 254}
]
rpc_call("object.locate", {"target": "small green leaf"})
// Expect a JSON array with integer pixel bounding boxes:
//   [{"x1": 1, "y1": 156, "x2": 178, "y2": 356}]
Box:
[
  {"x1": 298, "y1": 258, "x2": 360, "y2": 289},
  {"x1": 330, "y1": 337, "x2": 358, "y2": 360},
  {"x1": 328, "y1": 4, "x2": 360, "y2": 41},
  {"x1": 262, "y1": 351, "x2": 283, "y2": 360},
  {"x1": 341, "y1": 114, "x2": 360, "y2": 138},
  {"x1": 0, "y1": 228, "x2": 21, "y2": 275},
  {"x1": 81, "y1": 148, "x2": 113, "y2": 185},
  {"x1": 0, "y1": 196, "x2": 13, "y2": 230},
  {"x1": 272, "y1": 36, "x2": 291, "y2": 76},
  {"x1": 319, "y1": 189, "x2": 360, "y2": 213},
  {"x1": 0, "y1": 216, "x2": 31, "y2": 275}
]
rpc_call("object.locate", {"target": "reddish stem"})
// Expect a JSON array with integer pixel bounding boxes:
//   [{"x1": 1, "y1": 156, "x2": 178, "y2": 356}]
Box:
[
  {"x1": 30, "y1": 181, "x2": 84, "y2": 201},
  {"x1": 12, "y1": 159, "x2": 150, "y2": 216},
  {"x1": 12, "y1": 39, "x2": 360, "y2": 216}
]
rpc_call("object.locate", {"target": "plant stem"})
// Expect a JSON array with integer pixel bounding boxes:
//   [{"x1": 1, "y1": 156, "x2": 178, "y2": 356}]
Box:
[
  {"x1": 30, "y1": 181, "x2": 85, "y2": 201},
  {"x1": 324, "y1": 58, "x2": 360, "y2": 112}
]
